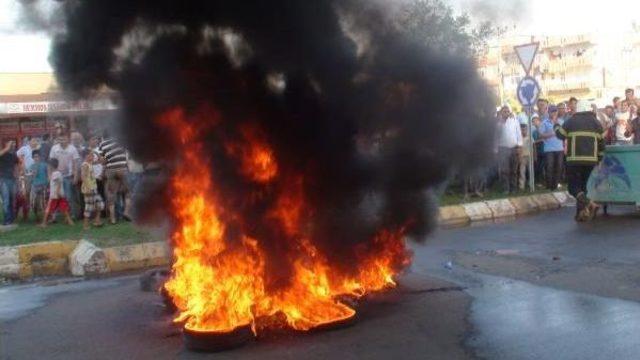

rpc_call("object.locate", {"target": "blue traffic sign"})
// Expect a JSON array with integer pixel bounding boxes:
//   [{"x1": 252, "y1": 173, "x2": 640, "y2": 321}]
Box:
[{"x1": 517, "y1": 76, "x2": 541, "y2": 107}]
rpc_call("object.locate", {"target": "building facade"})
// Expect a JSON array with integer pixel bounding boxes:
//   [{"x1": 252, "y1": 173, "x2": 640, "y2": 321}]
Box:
[
  {"x1": 478, "y1": 32, "x2": 640, "y2": 108},
  {"x1": 0, "y1": 73, "x2": 117, "y2": 144}
]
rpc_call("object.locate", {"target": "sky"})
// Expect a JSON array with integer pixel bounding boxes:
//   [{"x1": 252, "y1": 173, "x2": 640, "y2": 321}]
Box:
[
  {"x1": 1, "y1": 0, "x2": 640, "y2": 73},
  {"x1": 0, "y1": 0, "x2": 51, "y2": 72}
]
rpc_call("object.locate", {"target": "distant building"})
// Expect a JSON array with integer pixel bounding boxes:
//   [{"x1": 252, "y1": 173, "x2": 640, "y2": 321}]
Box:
[
  {"x1": 477, "y1": 32, "x2": 640, "y2": 108},
  {"x1": 0, "y1": 72, "x2": 117, "y2": 144},
  {"x1": 539, "y1": 34, "x2": 598, "y2": 101}
]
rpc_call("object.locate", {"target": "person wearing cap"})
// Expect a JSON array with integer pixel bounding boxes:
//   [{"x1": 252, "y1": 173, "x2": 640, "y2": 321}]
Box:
[
  {"x1": 496, "y1": 105, "x2": 523, "y2": 194},
  {"x1": 539, "y1": 105, "x2": 564, "y2": 190},
  {"x1": 554, "y1": 100, "x2": 605, "y2": 221}
]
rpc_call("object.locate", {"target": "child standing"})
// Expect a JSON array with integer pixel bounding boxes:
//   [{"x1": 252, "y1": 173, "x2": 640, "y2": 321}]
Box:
[
  {"x1": 28, "y1": 150, "x2": 48, "y2": 221},
  {"x1": 14, "y1": 174, "x2": 29, "y2": 222},
  {"x1": 519, "y1": 124, "x2": 531, "y2": 191},
  {"x1": 81, "y1": 152, "x2": 104, "y2": 229},
  {"x1": 40, "y1": 158, "x2": 74, "y2": 227}
]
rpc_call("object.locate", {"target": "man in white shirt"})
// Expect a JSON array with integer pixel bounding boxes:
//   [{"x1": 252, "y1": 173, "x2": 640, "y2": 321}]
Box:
[
  {"x1": 16, "y1": 137, "x2": 40, "y2": 215},
  {"x1": 49, "y1": 134, "x2": 81, "y2": 218},
  {"x1": 17, "y1": 137, "x2": 40, "y2": 171},
  {"x1": 496, "y1": 105, "x2": 523, "y2": 194}
]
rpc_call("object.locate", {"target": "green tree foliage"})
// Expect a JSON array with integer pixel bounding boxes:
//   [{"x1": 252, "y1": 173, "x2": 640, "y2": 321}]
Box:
[{"x1": 398, "y1": 0, "x2": 500, "y2": 58}]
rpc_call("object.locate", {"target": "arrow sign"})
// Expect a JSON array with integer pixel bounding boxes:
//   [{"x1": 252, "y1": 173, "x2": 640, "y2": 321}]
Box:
[
  {"x1": 517, "y1": 76, "x2": 541, "y2": 107},
  {"x1": 514, "y1": 42, "x2": 539, "y2": 75}
]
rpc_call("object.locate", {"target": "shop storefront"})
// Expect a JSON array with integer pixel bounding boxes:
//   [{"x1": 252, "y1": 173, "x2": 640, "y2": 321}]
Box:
[{"x1": 0, "y1": 94, "x2": 118, "y2": 144}]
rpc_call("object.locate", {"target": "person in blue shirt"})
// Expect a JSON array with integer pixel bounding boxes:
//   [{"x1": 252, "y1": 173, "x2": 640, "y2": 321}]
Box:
[
  {"x1": 537, "y1": 99, "x2": 549, "y2": 122},
  {"x1": 28, "y1": 150, "x2": 49, "y2": 221},
  {"x1": 539, "y1": 105, "x2": 565, "y2": 190}
]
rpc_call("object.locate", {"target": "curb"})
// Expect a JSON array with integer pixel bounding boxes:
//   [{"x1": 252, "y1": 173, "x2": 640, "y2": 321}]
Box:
[
  {"x1": 440, "y1": 191, "x2": 570, "y2": 228},
  {"x1": 462, "y1": 202, "x2": 493, "y2": 222},
  {"x1": 0, "y1": 240, "x2": 170, "y2": 280},
  {"x1": 0, "y1": 246, "x2": 20, "y2": 278},
  {"x1": 438, "y1": 205, "x2": 470, "y2": 227},
  {"x1": 509, "y1": 196, "x2": 539, "y2": 215},
  {"x1": 17, "y1": 240, "x2": 79, "y2": 279},
  {"x1": 532, "y1": 193, "x2": 562, "y2": 211},
  {"x1": 485, "y1": 199, "x2": 516, "y2": 218},
  {"x1": 0, "y1": 191, "x2": 572, "y2": 280},
  {"x1": 104, "y1": 242, "x2": 170, "y2": 272}
]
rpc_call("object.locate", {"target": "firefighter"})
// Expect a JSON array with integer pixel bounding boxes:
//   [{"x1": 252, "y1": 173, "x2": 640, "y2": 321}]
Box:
[{"x1": 554, "y1": 100, "x2": 605, "y2": 221}]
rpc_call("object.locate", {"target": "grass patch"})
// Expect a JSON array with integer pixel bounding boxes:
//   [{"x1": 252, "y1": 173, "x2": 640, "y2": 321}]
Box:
[{"x1": 0, "y1": 219, "x2": 163, "y2": 247}]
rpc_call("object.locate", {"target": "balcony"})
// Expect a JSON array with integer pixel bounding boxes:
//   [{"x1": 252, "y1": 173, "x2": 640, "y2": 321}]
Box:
[
  {"x1": 543, "y1": 55, "x2": 595, "y2": 74},
  {"x1": 542, "y1": 34, "x2": 593, "y2": 49},
  {"x1": 544, "y1": 81, "x2": 591, "y2": 93}
]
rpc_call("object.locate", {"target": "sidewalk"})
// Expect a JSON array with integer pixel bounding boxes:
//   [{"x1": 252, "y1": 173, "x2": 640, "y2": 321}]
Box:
[{"x1": 0, "y1": 191, "x2": 573, "y2": 282}]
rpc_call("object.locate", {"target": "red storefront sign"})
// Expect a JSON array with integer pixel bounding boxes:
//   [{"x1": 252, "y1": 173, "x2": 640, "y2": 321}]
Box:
[
  {"x1": 2, "y1": 98, "x2": 116, "y2": 116},
  {"x1": 6, "y1": 101, "x2": 93, "y2": 114}
]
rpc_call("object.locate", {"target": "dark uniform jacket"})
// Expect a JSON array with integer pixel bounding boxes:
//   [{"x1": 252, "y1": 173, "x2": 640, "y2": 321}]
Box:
[{"x1": 554, "y1": 112, "x2": 604, "y2": 166}]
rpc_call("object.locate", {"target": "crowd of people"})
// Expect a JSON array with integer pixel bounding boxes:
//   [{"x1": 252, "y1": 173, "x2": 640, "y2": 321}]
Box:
[
  {"x1": 489, "y1": 88, "x2": 640, "y2": 197},
  {"x1": 0, "y1": 125, "x2": 142, "y2": 229},
  {"x1": 3, "y1": 89, "x2": 640, "y2": 228}
]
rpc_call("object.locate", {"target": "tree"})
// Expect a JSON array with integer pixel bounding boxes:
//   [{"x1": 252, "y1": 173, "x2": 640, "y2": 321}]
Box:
[{"x1": 398, "y1": 0, "x2": 501, "y2": 58}]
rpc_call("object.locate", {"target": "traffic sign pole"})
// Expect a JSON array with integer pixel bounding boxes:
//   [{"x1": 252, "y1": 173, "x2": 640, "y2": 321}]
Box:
[
  {"x1": 516, "y1": 76, "x2": 540, "y2": 193},
  {"x1": 527, "y1": 106, "x2": 535, "y2": 193},
  {"x1": 514, "y1": 42, "x2": 540, "y2": 193}
]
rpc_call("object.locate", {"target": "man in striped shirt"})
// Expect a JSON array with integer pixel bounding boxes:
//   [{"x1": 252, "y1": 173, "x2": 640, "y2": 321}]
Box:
[{"x1": 98, "y1": 134, "x2": 131, "y2": 224}]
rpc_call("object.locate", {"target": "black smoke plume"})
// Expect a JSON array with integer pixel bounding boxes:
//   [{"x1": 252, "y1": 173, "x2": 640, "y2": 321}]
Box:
[{"x1": 37, "y1": 1, "x2": 496, "y2": 284}]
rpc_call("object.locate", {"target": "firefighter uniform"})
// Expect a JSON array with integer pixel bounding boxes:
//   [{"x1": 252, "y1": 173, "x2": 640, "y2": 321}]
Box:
[{"x1": 554, "y1": 104, "x2": 604, "y2": 221}]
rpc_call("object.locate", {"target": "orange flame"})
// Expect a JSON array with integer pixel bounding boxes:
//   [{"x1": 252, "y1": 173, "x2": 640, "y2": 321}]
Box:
[
  {"x1": 225, "y1": 124, "x2": 278, "y2": 183},
  {"x1": 162, "y1": 107, "x2": 410, "y2": 334}
]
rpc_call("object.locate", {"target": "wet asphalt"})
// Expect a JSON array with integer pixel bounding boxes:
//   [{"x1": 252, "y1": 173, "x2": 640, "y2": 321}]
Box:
[{"x1": 2, "y1": 206, "x2": 640, "y2": 359}]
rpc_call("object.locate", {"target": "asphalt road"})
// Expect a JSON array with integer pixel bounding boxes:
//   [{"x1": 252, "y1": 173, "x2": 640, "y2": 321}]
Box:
[{"x1": 2, "y1": 206, "x2": 640, "y2": 359}]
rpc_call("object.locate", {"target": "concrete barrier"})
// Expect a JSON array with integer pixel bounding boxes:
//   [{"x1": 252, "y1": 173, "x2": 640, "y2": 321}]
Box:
[
  {"x1": 17, "y1": 240, "x2": 79, "y2": 278},
  {"x1": 485, "y1": 199, "x2": 516, "y2": 218},
  {"x1": 532, "y1": 193, "x2": 561, "y2": 210},
  {"x1": 104, "y1": 241, "x2": 170, "y2": 273},
  {"x1": 438, "y1": 206, "x2": 470, "y2": 227},
  {"x1": 462, "y1": 202, "x2": 493, "y2": 222},
  {"x1": 0, "y1": 246, "x2": 20, "y2": 279},
  {"x1": 69, "y1": 240, "x2": 108, "y2": 276},
  {"x1": 509, "y1": 196, "x2": 540, "y2": 215}
]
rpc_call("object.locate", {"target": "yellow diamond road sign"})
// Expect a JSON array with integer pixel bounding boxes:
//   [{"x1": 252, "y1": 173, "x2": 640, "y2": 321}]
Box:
[{"x1": 514, "y1": 43, "x2": 539, "y2": 75}]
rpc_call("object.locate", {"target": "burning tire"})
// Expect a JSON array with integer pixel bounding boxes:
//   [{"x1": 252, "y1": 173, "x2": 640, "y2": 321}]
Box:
[
  {"x1": 309, "y1": 313, "x2": 358, "y2": 333},
  {"x1": 182, "y1": 325, "x2": 254, "y2": 352}
]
